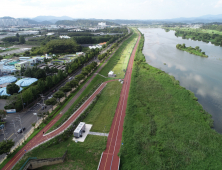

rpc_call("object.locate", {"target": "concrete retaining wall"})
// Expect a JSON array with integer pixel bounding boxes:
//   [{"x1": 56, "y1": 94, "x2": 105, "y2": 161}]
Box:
[{"x1": 22, "y1": 151, "x2": 67, "y2": 170}]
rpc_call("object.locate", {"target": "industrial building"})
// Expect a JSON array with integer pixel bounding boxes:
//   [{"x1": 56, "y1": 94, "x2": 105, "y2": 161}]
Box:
[
  {"x1": 15, "y1": 60, "x2": 31, "y2": 70},
  {"x1": 0, "y1": 76, "x2": 17, "y2": 87},
  {"x1": 15, "y1": 78, "x2": 38, "y2": 87}
]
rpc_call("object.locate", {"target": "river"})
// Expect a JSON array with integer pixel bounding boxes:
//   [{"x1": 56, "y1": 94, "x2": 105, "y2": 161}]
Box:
[{"x1": 139, "y1": 28, "x2": 222, "y2": 134}]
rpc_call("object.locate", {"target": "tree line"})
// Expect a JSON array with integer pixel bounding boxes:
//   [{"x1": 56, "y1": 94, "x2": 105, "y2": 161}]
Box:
[
  {"x1": 175, "y1": 30, "x2": 222, "y2": 46},
  {"x1": 45, "y1": 62, "x2": 98, "y2": 107}
]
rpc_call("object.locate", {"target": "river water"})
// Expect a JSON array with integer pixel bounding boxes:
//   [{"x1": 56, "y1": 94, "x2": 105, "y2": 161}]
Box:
[{"x1": 139, "y1": 28, "x2": 222, "y2": 134}]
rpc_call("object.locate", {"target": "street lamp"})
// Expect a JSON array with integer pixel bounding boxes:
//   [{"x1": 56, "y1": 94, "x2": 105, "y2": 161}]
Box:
[{"x1": 33, "y1": 113, "x2": 38, "y2": 123}]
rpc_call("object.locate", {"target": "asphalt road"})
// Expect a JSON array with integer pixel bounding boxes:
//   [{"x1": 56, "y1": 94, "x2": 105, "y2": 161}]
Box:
[{"x1": 0, "y1": 48, "x2": 31, "y2": 56}]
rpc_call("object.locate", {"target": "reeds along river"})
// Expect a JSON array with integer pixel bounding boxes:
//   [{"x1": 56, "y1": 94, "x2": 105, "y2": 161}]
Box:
[{"x1": 139, "y1": 28, "x2": 222, "y2": 134}]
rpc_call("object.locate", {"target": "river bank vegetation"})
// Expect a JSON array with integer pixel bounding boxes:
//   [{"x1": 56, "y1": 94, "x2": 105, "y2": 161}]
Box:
[
  {"x1": 176, "y1": 44, "x2": 208, "y2": 57},
  {"x1": 120, "y1": 31, "x2": 222, "y2": 169},
  {"x1": 163, "y1": 26, "x2": 222, "y2": 46}
]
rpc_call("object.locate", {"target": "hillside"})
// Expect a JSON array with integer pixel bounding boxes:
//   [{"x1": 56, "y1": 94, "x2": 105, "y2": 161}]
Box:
[{"x1": 56, "y1": 19, "x2": 119, "y2": 26}]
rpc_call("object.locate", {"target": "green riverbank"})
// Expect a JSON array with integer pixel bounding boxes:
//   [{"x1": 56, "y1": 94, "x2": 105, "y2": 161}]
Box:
[
  {"x1": 176, "y1": 44, "x2": 208, "y2": 57},
  {"x1": 120, "y1": 31, "x2": 222, "y2": 169},
  {"x1": 163, "y1": 27, "x2": 222, "y2": 46}
]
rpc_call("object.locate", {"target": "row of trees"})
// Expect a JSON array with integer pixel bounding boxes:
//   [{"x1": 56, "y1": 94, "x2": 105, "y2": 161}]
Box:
[
  {"x1": 65, "y1": 48, "x2": 100, "y2": 74},
  {"x1": 2, "y1": 36, "x2": 25, "y2": 44},
  {"x1": 23, "y1": 66, "x2": 58, "y2": 78},
  {"x1": 45, "y1": 62, "x2": 98, "y2": 107}
]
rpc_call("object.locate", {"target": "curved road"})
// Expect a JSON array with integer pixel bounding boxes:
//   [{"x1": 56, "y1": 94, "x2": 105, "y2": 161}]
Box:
[{"x1": 98, "y1": 33, "x2": 141, "y2": 170}]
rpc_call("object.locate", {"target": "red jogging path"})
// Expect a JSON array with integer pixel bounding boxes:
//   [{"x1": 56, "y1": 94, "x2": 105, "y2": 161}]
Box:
[
  {"x1": 2, "y1": 79, "x2": 117, "y2": 170},
  {"x1": 98, "y1": 33, "x2": 141, "y2": 170}
]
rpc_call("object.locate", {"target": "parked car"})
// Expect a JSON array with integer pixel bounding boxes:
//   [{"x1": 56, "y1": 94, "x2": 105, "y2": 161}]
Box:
[{"x1": 17, "y1": 127, "x2": 26, "y2": 134}]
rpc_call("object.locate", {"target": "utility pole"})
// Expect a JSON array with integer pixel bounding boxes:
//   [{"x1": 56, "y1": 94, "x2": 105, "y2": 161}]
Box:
[
  {"x1": 2, "y1": 128, "x2": 7, "y2": 142},
  {"x1": 39, "y1": 94, "x2": 45, "y2": 108},
  {"x1": 20, "y1": 92, "x2": 24, "y2": 110},
  {"x1": 15, "y1": 115, "x2": 23, "y2": 133},
  {"x1": 10, "y1": 120, "x2": 17, "y2": 137}
]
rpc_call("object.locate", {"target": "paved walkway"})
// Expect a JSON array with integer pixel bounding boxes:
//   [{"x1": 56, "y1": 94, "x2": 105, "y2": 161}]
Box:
[
  {"x1": 98, "y1": 32, "x2": 141, "y2": 170},
  {"x1": 88, "y1": 132, "x2": 109, "y2": 137}
]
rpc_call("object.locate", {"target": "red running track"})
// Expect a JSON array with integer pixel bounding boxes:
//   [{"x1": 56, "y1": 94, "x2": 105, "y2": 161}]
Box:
[
  {"x1": 98, "y1": 34, "x2": 141, "y2": 170},
  {"x1": 2, "y1": 79, "x2": 117, "y2": 170}
]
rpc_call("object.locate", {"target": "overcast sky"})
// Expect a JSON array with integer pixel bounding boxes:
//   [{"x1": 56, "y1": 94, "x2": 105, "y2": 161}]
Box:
[{"x1": 1, "y1": 0, "x2": 222, "y2": 19}]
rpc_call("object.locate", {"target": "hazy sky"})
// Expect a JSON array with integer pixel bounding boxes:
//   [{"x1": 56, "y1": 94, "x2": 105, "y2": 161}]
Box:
[{"x1": 1, "y1": 0, "x2": 222, "y2": 19}]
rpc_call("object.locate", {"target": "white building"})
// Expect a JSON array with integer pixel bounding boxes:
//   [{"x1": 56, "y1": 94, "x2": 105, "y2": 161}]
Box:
[
  {"x1": 0, "y1": 18, "x2": 28, "y2": 27},
  {"x1": 98, "y1": 22, "x2": 106, "y2": 27},
  {"x1": 59, "y1": 35, "x2": 71, "y2": 39}
]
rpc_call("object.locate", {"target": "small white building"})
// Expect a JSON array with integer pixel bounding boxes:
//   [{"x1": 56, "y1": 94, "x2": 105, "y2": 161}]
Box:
[
  {"x1": 59, "y1": 35, "x2": 71, "y2": 39},
  {"x1": 74, "y1": 122, "x2": 86, "y2": 138},
  {"x1": 98, "y1": 22, "x2": 106, "y2": 27},
  {"x1": 46, "y1": 32, "x2": 54, "y2": 36},
  {"x1": 108, "y1": 71, "x2": 116, "y2": 77}
]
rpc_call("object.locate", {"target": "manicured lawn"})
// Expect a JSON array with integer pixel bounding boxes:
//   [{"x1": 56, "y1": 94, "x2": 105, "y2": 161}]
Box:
[
  {"x1": 112, "y1": 32, "x2": 138, "y2": 78},
  {"x1": 13, "y1": 135, "x2": 107, "y2": 170},
  {"x1": 99, "y1": 29, "x2": 138, "y2": 78},
  {"x1": 84, "y1": 81, "x2": 122, "y2": 133}
]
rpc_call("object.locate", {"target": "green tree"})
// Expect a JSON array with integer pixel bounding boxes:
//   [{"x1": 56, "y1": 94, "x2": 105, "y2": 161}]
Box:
[
  {"x1": 60, "y1": 86, "x2": 71, "y2": 97},
  {"x1": 37, "y1": 80, "x2": 45, "y2": 93},
  {"x1": 6, "y1": 83, "x2": 20, "y2": 95},
  {"x1": 53, "y1": 91, "x2": 65, "y2": 103},
  {"x1": 45, "y1": 98, "x2": 57, "y2": 110},
  {"x1": 35, "y1": 69, "x2": 46, "y2": 79},
  {"x1": 22, "y1": 89, "x2": 33, "y2": 105},
  {"x1": 70, "y1": 79, "x2": 78, "y2": 88},
  {"x1": 16, "y1": 33, "x2": 19, "y2": 38},
  {"x1": 75, "y1": 74, "x2": 85, "y2": 82},
  {"x1": 0, "y1": 110, "x2": 6, "y2": 120},
  {"x1": 46, "y1": 76, "x2": 53, "y2": 89},
  {"x1": 19, "y1": 36, "x2": 25, "y2": 44},
  {"x1": 52, "y1": 75, "x2": 59, "y2": 85},
  {"x1": 0, "y1": 140, "x2": 15, "y2": 155}
]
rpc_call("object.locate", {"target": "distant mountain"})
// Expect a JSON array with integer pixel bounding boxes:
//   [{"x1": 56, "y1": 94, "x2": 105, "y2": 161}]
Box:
[
  {"x1": 0, "y1": 16, "x2": 15, "y2": 19},
  {"x1": 55, "y1": 19, "x2": 119, "y2": 26},
  {"x1": 32, "y1": 16, "x2": 74, "y2": 23},
  {"x1": 23, "y1": 19, "x2": 52, "y2": 25},
  {"x1": 162, "y1": 14, "x2": 222, "y2": 23}
]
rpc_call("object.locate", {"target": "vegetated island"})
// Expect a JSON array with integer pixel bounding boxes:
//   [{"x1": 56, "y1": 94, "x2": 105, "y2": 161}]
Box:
[{"x1": 176, "y1": 44, "x2": 208, "y2": 58}]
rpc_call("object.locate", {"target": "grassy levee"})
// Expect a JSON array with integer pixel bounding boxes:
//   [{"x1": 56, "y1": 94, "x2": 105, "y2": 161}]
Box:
[
  {"x1": 120, "y1": 31, "x2": 222, "y2": 169},
  {"x1": 84, "y1": 81, "x2": 122, "y2": 133},
  {"x1": 99, "y1": 29, "x2": 137, "y2": 78},
  {"x1": 13, "y1": 135, "x2": 107, "y2": 170},
  {"x1": 112, "y1": 31, "x2": 138, "y2": 78},
  {"x1": 46, "y1": 74, "x2": 106, "y2": 133}
]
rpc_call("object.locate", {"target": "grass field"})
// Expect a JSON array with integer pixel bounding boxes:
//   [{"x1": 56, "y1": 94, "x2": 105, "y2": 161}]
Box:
[
  {"x1": 84, "y1": 81, "x2": 122, "y2": 133},
  {"x1": 99, "y1": 29, "x2": 138, "y2": 78},
  {"x1": 120, "y1": 31, "x2": 222, "y2": 169},
  {"x1": 112, "y1": 32, "x2": 138, "y2": 78},
  {"x1": 13, "y1": 135, "x2": 106, "y2": 170},
  {"x1": 46, "y1": 74, "x2": 106, "y2": 133}
]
